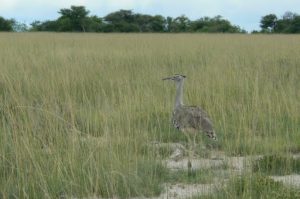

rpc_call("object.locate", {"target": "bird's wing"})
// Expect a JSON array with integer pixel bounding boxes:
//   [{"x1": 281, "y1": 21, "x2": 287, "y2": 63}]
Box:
[
  {"x1": 183, "y1": 105, "x2": 209, "y2": 118},
  {"x1": 172, "y1": 105, "x2": 216, "y2": 139},
  {"x1": 181, "y1": 105, "x2": 214, "y2": 131}
]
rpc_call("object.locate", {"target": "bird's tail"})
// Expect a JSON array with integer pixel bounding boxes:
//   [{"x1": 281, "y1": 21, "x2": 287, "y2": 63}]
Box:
[{"x1": 206, "y1": 131, "x2": 217, "y2": 141}]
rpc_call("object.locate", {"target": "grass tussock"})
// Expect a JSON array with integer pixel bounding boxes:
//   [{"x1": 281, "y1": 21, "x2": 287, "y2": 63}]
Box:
[
  {"x1": 253, "y1": 154, "x2": 300, "y2": 175},
  {"x1": 0, "y1": 33, "x2": 299, "y2": 198},
  {"x1": 196, "y1": 174, "x2": 300, "y2": 199}
]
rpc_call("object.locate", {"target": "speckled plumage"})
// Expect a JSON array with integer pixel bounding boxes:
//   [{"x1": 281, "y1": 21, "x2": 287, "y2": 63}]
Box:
[
  {"x1": 172, "y1": 105, "x2": 216, "y2": 139},
  {"x1": 163, "y1": 74, "x2": 216, "y2": 140}
]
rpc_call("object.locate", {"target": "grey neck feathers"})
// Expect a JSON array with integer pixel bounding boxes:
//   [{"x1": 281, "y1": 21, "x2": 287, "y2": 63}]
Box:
[{"x1": 175, "y1": 80, "x2": 184, "y2": 108}]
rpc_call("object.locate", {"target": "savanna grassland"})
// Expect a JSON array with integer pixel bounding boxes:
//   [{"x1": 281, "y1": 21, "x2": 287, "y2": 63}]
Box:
[{"x1": 0, "y1": 33, "x2": 299, "y2": 198}]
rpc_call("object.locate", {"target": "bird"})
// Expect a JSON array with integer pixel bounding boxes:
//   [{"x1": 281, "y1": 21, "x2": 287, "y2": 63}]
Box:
[{"x1": 162, "y1": 74, "x2": 216, "y2": 175}]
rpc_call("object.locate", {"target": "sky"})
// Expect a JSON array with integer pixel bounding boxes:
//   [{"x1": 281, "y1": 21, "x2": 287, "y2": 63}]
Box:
[{"x1": 0, "y1": 0, "x2": 300, "y2": 32}]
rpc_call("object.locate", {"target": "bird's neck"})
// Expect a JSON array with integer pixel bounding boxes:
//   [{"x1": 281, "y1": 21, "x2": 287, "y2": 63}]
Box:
[{"x1": 175, "y1": 80, "x2": 184, "y2": 108}]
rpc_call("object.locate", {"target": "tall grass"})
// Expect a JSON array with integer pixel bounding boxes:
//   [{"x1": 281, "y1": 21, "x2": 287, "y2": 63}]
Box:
[{"x1": 0, "y1": 33, "x2": 299, "y2": 198}]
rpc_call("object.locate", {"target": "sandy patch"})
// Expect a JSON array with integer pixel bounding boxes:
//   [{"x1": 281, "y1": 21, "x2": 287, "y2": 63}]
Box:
[
  {"x1": 153, "y1": 183, "x2": 216, "y2": 199},
  {"x1": 292, "y1": 153, "x2": 300, "y2": 159},
  {"x1": 166, "y1": 158, "x2": 224, "y2": 171},
  {"x1": 165, "y1": 154, "x2": 262, "y2": 174},
  {"x1": 270, "y1": 175, "x2": 300, "y2": 188},
  {"x1": 82, "y1": 183, "x2": 219, "y2": 199},
  {"x1": 130, "y1": 183, "x2": 217, "y2": 199}
]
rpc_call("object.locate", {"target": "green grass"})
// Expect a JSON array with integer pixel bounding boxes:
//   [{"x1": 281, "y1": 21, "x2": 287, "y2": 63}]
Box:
[
  {"x1": 253, "y1": 154, "x2": 300, "y2": 175},
  {"x1": 0, "y1": 33, "x2": 299, "y2": 198},
  {"x1": 195, "y1": 174, "x2": 300, "y2": 199}
]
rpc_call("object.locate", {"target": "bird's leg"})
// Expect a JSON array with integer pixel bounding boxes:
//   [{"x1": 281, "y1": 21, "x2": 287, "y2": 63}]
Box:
[
  {"x1": 188, "y1": 159, "x2": 192, "y2": 176},
  {"x1": 192, "y1": 133, "x2": 197, "y2": 153},
  {"x1": 183, "y1": 131, "x2": 193, "y2": 176},
  {"x1": 186, "y1": 135, "x2": 193, "y2": 176}
]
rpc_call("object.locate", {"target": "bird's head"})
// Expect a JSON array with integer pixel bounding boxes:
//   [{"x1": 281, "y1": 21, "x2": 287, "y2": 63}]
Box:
[{"x1": 162, "y1": 74, "x2": 186, "y2": 82}]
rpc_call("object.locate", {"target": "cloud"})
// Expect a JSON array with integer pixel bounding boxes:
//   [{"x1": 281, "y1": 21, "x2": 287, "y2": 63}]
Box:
[{"x1": 0, "y1": 0, "x2": 17, "y2": 10}]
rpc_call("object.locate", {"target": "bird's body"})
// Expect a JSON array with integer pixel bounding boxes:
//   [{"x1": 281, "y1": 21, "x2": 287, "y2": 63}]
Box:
[
  {"x1": 162, "y1": 74, "x2": 216, "y2": 175},
  {"x1": 172, "y1": 105, "x2": 215, "y2": 139}
]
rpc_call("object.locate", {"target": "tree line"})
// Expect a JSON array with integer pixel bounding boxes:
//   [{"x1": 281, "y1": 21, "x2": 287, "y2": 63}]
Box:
[
  {"x1": 258, "y1": 11, "x2": 300, "y2": 33},
  {"x1": 0, "y1": 6, "x2": 299, "y2": 33}
]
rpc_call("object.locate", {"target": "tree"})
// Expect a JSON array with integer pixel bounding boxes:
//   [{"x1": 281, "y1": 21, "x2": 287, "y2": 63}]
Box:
[
  {"x1": 133, "y1": 14, "x2": 166, "y2": 32},
  {"x1": 134, "y1": 14, "x2": 153, "y2": 32},
  {"x1": 149, "y1": 15, "x2": 166, "y2": 32},
  {"x1": 30, "y1": 6, "x2": 103, "y2": 32},
  {"x1": 0, "y1": 16, "x2": 14, "y2": 31},
  {"x1": 259, "y1": 11, "x2": 300, "y2": 33},
  {"x1": 30, "y1": 21, "x2": 43, "y2": 31},
  {"x1": 56, "y1": 18, "x2": 72, "y2": 31},
  {"x1": 30, "y1": 20, "x2": 59, "y2": 31},
  {"x1": 166, "y1": 16, "x2": 173, "y2": 32},
  {"x1": 12, "y1": 20, "x2": 28, "y2": 32},
  {"x1": 58, "y1": 6, "x2": 90, "y2": 31},
  {"x1": 190, "y1": 15, "x2": 245, "y2": 33},
  {"x1": 103, "y1": 10, "x2": 139, "y2": 32},
  {"x1": 84, "y1": 16, "x2": 103, "y2": 32},
  {"x1": 28, "y1": 6, "x2": 248, "y2": 33},
  {"x1": 104, "y1": 10, "x2": 135, "y2": 24},
  {"x1": 277, "y1": 11, "x2": 299, "y2": 33},
  {"x1": 282, "y1": 11, "x2": 297, "y2": 20},
  {"x1": 260, "y1": 14, "x2": 277, "y2": 32},
  {"x1": 168, "y1": 15, "x2": 191, "y2": 32},
  {"x1": 290, "y1": 15, "x2": 300, "y2": 33}
]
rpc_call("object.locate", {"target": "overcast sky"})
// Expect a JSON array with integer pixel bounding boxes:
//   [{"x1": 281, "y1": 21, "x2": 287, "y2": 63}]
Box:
[{"x1": 1, "y1": 0, "x2": 300, "y2": 32}]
